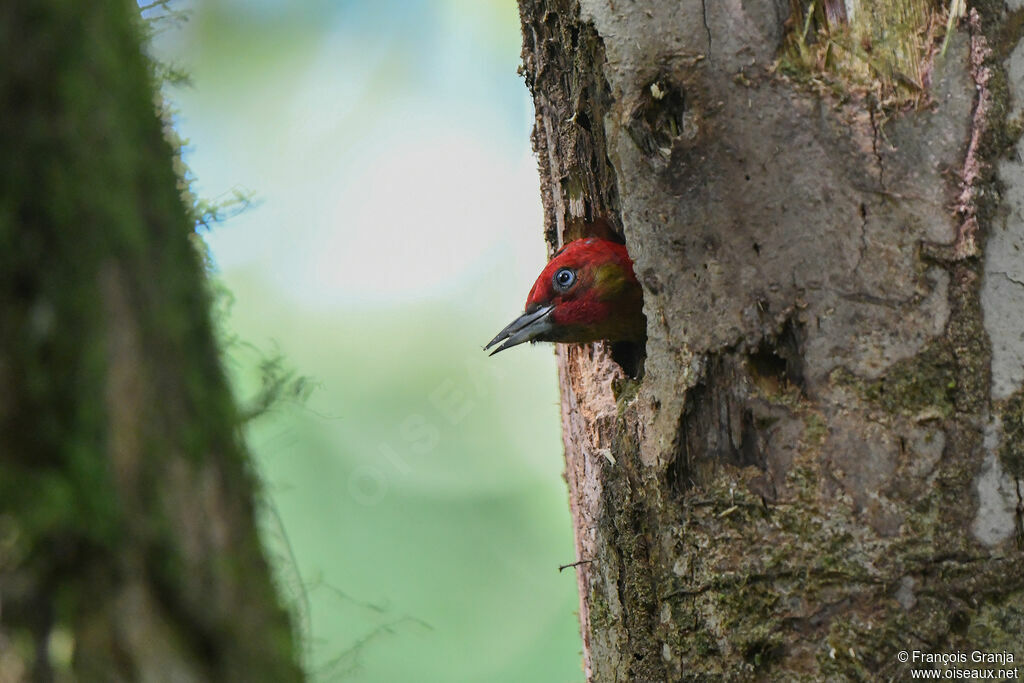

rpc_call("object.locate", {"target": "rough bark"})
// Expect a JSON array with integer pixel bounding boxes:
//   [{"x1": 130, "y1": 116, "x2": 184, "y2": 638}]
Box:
[
  {"x1": 0, "y1": 1, "x2": 301, "y2": 680},
  {"x1": 519, "y1": 0, "x2": 1024, "y2": 679}
]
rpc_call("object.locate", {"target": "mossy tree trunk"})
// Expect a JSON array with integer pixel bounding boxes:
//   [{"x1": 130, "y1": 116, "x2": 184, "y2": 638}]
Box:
[
  {"x1": 0, "y1": 1, "x2": 301, "y2": 680},
  {"x1": 518, "y1": 0, "x2": 1024, "y2": 679}
]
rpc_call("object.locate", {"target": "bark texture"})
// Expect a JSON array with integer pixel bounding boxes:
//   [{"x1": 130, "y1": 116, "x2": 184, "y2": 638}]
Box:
[
  {"x1": 519, "y1": 0, "x2": 1024, "y2": 679},
  {"x1": 0, "y1": 1, "x2": 301, "y2": 680}
]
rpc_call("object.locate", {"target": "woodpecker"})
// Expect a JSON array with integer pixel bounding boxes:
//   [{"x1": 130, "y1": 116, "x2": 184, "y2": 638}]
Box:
[{"x1": 485, "y1": 238, "x2": 646, "y2": 355}]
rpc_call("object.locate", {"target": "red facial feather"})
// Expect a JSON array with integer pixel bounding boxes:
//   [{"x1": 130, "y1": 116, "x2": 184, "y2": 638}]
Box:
[
  {"x1": 525, "y1": 238, "x2": 636, "y2": 312},
  {"x1": 551, "y1": 297, "x2": 610, "y2": 327},
  {"x1": 486, "y1": 236, "x2": 645, "y2": 354}
]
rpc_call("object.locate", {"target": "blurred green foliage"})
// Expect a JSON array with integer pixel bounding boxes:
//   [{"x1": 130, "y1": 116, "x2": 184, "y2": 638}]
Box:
[{"x1": 152, "y1": 0, "x2": 584, "y2": 680}]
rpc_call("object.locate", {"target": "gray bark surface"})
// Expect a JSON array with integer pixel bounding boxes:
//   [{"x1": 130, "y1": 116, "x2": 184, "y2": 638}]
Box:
[{"x1": 519, "y1": 0, "x2": 1024, "y2": 679}]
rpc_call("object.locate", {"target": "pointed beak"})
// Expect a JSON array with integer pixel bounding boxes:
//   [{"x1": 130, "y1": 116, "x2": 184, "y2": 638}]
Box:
[{"x1": 484, "y1": 304, "x2": 556, "y2": 355}]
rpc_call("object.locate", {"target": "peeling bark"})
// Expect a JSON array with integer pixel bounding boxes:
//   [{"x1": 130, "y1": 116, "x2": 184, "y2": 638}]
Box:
[{"x1": 519, "y1": 0, "x2": 1024, "y2": 679}]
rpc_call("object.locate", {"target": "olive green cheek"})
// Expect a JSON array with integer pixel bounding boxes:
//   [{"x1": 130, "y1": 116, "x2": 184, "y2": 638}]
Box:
[{"x1": 593, "y1": 263, "x2": 628, "y2": 297}]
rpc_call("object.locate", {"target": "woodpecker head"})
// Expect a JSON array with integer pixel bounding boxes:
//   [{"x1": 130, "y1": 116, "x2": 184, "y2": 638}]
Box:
[{"x1": 485, "y1": 238, "x2": 646, "y2": 355}]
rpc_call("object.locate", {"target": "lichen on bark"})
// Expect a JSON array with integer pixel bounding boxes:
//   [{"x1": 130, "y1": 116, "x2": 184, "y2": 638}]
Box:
[{"x1": 518, "y1": 0, "x2": 1024, "y2": 679}]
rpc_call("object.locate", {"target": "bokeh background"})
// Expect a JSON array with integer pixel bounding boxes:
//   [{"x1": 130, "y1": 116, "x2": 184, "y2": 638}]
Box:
[{"x1": 151, "y1": 1, "x2": 582, "y2": 680}]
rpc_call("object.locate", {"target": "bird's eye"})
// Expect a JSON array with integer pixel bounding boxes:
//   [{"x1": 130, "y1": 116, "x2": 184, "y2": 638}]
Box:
[{"x1": 553, "y1": 268, "x2": 576, "y2": 291}]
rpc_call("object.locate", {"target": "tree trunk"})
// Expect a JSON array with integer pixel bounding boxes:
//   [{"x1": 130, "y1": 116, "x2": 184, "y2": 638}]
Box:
[
  {"x1": 519, "y1": 0, "x2": 1024, "y2": 679},
  {"x1": 0, "y1": 1, "x2": 301, "y2": 680}
]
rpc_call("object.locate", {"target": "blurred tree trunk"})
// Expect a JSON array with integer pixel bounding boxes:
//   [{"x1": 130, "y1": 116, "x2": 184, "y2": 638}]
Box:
[
  {"x1": 0, "y1": 1, "x2": 301, "y2": 681},
  {"x1": 518, "y1": 0, "x2": 1024, "y2": 679}
]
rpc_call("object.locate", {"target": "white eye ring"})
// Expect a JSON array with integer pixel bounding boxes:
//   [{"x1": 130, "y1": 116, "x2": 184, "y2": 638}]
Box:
[{"x1": 553, "y1": 268, "x2": 576, "y2": 291}]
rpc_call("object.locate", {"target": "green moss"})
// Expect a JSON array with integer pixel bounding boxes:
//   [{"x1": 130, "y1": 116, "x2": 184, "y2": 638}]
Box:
[
  {"x1": 778, "y1": 0, "x2": 946, "y2": 108},
  {"x1": 562, "y1": 0, "x2": 1024, "y2": 677},
  {"x1": 588, "y1": 591, "x2": 611, "y2": 632},
  {"x1": 0, "y1": 1, "x2": 301, "y2": 677},
  {"x1": 612, "y1": 376, "x2": 641, "y2": 415},
  {"x1": 998, "y1": 390, "x2": 1024, "y2": 477},
  {"x1": 991, "y1": 7, "x2": 1024, "y2": 60},
  {"x1": 591, "y1": 422, "x2": 671, "y2": 678},
  {"x1": 965, "y1": 592, "x2": 1024, "y2": 654},
  {"x1": 946, "y1": 265, "x2": 990, "y2": 415},
  {"x1": 802, "y1": 411, "x2": 828, "y2": 449},
  {"x1": 833, "y1": 340, "x2": 956, "y2": 416}
]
